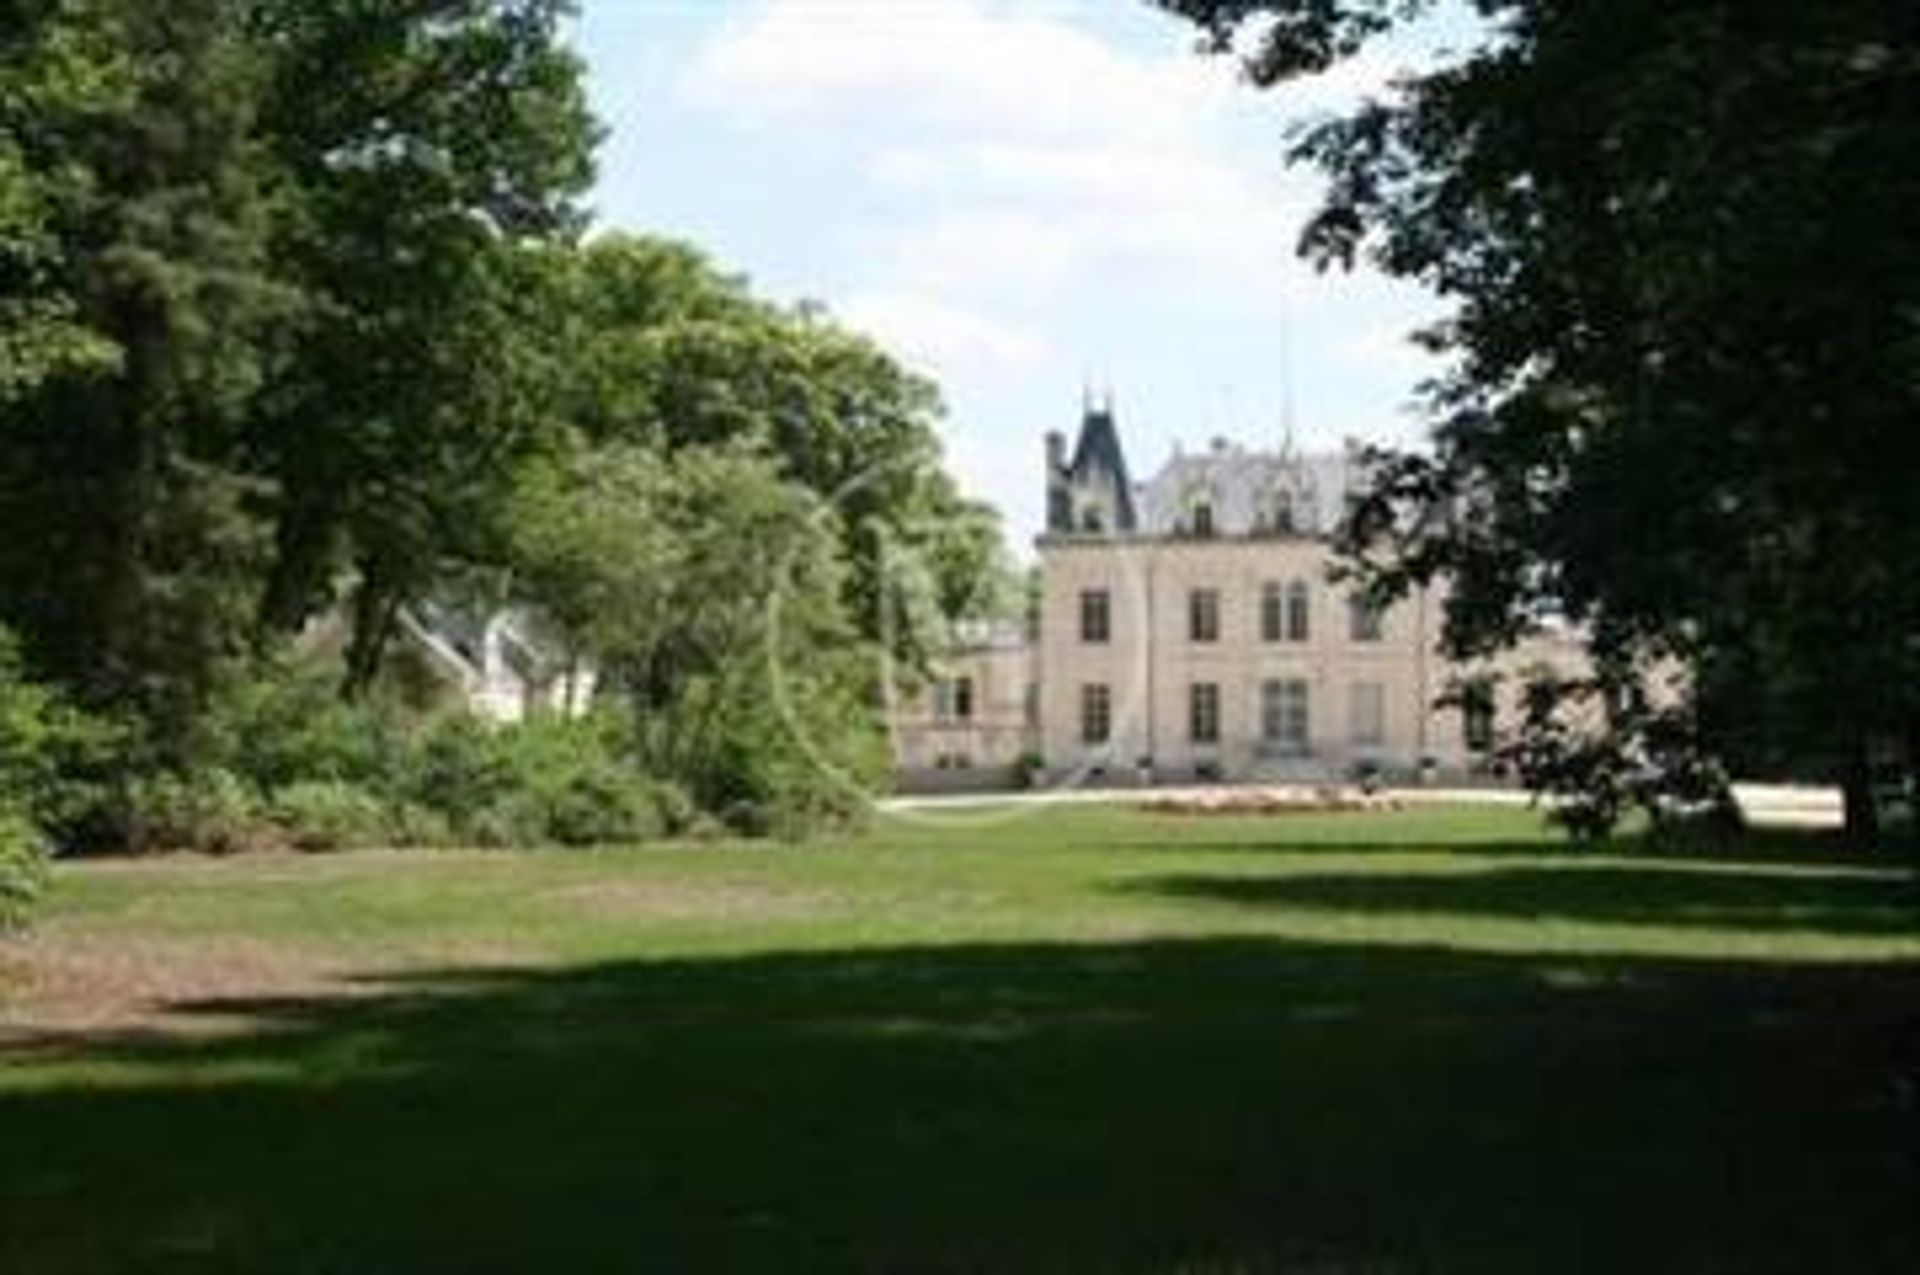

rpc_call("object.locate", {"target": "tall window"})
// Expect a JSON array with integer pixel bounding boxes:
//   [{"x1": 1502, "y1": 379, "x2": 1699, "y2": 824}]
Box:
[
  {"x1": 1080, "y1": 588, "x2": 1110, "y2": 644},
  {"x1": 1269, "y1": 488, "x2": 1296, "y2": 534},
  {"x1": 1259, "y1": 582, "x2": 1282, "y2": 642},
  {"x1": 1189, "y1": 682, "x2": 1221, "y2": 744},
  {"x1": 1349, "y1": 594, "x2": 1384, "y2": 643},
  {"x1": 1260, "y1": 679, "x2": 1310, "y2": 753},
  {"x1": 933, "y1": 676, "x2": 974, "y2": 723},
  {"x1": 1081, "y1": 683, "x2": 1112, "y2": 745},
  {"x1": 1188, "y1": 588, "x2": 1220, "y2": 643},
  {"x1": 1349, "y1": 681, "x2": 1385, "y2": 746},
  {"x1": 1286, "y1": 582, "x2": 1311, "y2": 642},
  {"x1": 1190, "y1": 502, "x2": 1215, "y2": 538},
  {"x1": 1462, "y1": 679, "x2": 1496, "y2": 753}
]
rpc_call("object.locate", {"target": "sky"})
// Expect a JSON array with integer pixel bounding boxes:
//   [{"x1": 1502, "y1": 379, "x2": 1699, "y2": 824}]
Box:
[{"x1": 573, "y1": 0, "x2": 1469, "y2": 545}]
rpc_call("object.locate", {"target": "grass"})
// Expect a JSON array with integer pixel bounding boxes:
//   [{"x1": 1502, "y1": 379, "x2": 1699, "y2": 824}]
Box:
[{"x1": 2, "y1": 803, "x2": 1917, "y2": 1272}]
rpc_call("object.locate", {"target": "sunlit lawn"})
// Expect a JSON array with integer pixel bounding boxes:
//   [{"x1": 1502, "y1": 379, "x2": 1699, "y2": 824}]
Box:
[{"x1": 3, "y1": 804, "x2": 1917, "y2": 1272}]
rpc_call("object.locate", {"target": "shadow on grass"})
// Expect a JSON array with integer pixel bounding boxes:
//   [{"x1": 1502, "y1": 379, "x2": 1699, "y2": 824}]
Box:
[
  {"x1": 1110, "y1": 824, "x2": 1920, "y2": 870},
  {"x1": 4, "y1": 937, "x2": 1918, "y2": 1273},
  {"x1": 1129, "y1": 861, "x2": 1920, "y2": 937}
]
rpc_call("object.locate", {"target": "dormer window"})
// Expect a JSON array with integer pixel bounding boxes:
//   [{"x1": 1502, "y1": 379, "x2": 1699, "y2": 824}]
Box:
[
  {"x1": 1076, "y1": 490, "x2": 1111, "y2": 533},
  {"x1": 1268, "y1": 487, "x2": 1296, "y2": 534}
]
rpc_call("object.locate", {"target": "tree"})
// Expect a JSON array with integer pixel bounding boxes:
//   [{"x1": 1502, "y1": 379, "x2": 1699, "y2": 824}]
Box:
[
  {"x1": 1158, "y1": 0, "x2": 1920, "y2": 838},
  {"x1": 556, "y1": 235, "x2": 1017, "y2": 668},
  {"x1": 0, "y1": 0, "x2": 600, "y2": 761},
  {"x1": 510, "y1": 443, "x2": 889, "y2": 828},
  {"x1": 245, "y1": 0, "x2": 599, "y2": 693},
  {"x1": 0, "y1": 0, "x2": 292, "y2": 758}
]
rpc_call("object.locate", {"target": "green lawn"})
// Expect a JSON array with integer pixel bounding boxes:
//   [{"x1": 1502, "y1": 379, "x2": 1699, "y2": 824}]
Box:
[{"x1": 3, "y1": 804, "x2": 1917, "y2": 1272}]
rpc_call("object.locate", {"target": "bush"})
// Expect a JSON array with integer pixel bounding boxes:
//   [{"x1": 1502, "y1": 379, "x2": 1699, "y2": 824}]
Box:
[
  {"x1": 0, "y1": 808, "x2": 49, "y2": 932},
  {"x1": 0, "y1": 628, "x2": 119, "y2": 846},
  {"x1": 647, "y1": 655, "x2": 885, "y2": 839},
  {"x1": 126, "y1": 768, "x2": 282, "y2": 855},
  {"x1": 401, "y1": 714, "x2": 514, "y2": 825},
  {"x1": 195, "y1": 658, "x2": 399, "y2": 792},
  {"x1": 400, "y1": 711, "x2": 676, "y2": 848},
  {"x1": 542, "y1": 766, "x2": 667, "y2": 846},
  {"x1": 269, "y1": 781, "x2": 398, "y2": 853}
]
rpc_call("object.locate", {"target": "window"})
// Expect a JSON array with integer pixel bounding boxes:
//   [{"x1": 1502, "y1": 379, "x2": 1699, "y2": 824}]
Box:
[
  {"x1": 1462, "y1": 679, "x2": 1496, "y2": 753},
  {"x1": 1349, "y1": 594, "x2": 1384, "y2": 643},
  {"x1": 1023, "y1": 682, "x2": 1040, "y2": 728},
  {"x1": 1286, "y1": 582, "x2": 1311, "y2": 642},
  {"x1": 1349, "y1": 681, "x2": 1385, "y2": 746},
  {"x1": 933, "y1": 676, "x2": 974, "y2": 724},
  {"x1": 1080, "y1": 589, "x2": 1110, "y2": 644},
  {"x1": 1188, "y1": 588, "x2": 1220, "y2": 643},
  {"x1": 1189, "y1": 682, "x2": 1221, "y2": 744},
  {"x1": 1190, "y1": 502, "x2": 1215, "y2": 538},
  {"x1": 1261, "y1": 679, "x2": 1310, "y2": 753},
  {"x1": 1081, "y1": 683, "x2": 1112, "y2": 745},
  {"x1": 1260, "y1": 582, "x2": 1283, "y2": 642},
  {"x1": 1269, "y1": 488, "x2": 1296, "y2": 534}
]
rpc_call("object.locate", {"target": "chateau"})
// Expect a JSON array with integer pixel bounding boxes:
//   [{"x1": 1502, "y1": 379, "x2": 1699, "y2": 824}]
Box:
[{"x1": 895, "y1": 401, "x2": 1583, "y2": 790}]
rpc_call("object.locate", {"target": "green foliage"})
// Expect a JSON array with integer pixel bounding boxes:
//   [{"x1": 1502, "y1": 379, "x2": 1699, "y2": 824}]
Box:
[
  {"x1": 397, "y1": 712, "x2": 682, "y2": 849},
  {"x1": 4, "y1": 10, "x2": 999, "y2": 844},
  {"x1": 268, "y1": 781, "x2": 401, "y2": 854},
  {"x1": 126, "y1": 767, "x2": 276, "y2": 856},
  {"x1": 553, "y1": 236, "x2": 1015, "y2": 667},
  {"x1": 194, "y1": 658, "x2": 399, "y2": 792},
  {"x1": 526, "y1": 445, "x2": 890, "y2": 835},
  {"x1": 0, "y1": 627, "x2": 117, "y2": 843},
  {"x1": 0, "y1": 806, "x2": 49, "y2": 931}
]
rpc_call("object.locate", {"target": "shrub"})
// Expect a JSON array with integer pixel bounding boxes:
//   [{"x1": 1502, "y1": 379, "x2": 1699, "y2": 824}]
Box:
[
  {"x1": 0, "y1": 628, "x2": 119, "y2": 845},
  {"x1": 0, "y1": 808, "x2": 49, "y2": 932},
  {"x1": 401, "y1": 714, "x2": 514, "y2": 825},
  {"x1": 542, "y1": 766, "x2": 666, "y2": 846},
  {"x1": 269, "y1": 781, "x2": 398, "y2": 853},
  {"x1": 126, "y1": 768, "x2": 281, "y2": 855},
  {"x1": 646, "y1": 654, "x2": 885, "y2": 839},
  {"x1": 194, "y1": 658, "x2": 398, "y2": 792},
  {"x1": 385, "y1": 802, "x2": 457, "y2": 849},
  {"x1": 400, "y1": 711, "x2": 675, "y2": 848}
]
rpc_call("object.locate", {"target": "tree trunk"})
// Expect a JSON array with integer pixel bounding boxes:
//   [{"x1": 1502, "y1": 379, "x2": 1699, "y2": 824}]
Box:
[
  {"x1": 258, "y1": 494, "x2": 343, "y2": 638},
  {"x1": 341, "y1": 566, "x2": 400, "y2": 701},
  {"x1": 1841, "y1": 737, "x2": 1879, "y2": 845}
]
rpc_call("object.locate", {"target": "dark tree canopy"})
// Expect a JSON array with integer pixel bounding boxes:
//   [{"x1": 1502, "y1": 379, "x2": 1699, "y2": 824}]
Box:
[{"x1": 1157, "y1": 0, "x2": 1920, "y2": 836}]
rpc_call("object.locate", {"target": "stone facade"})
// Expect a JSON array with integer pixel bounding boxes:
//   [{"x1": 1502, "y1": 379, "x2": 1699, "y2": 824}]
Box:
[
  {"x1": 892, "y1": 626, "x2": 1037, "y2": 791},
  {"x1": 891, "y1": 404, "x2": 1587, "y2": 788}
]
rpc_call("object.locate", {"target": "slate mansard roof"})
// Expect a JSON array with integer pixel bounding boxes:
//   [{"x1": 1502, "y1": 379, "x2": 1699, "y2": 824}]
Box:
[
  {"x1": 1047, "y1": 400, "x2": 1358, "y2": 540},
  {"x1": 1064, "y1": 405, "x2": 1138, "y2": 531},
  {"x1": 1135, "y1": 441, "x2": 1354, "y2": 538}
]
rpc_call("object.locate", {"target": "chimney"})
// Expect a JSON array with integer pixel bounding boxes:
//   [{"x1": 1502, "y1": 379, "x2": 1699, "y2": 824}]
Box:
[{"x1": 1045, "y1": 430, "x2": 1070, "y2": 532}]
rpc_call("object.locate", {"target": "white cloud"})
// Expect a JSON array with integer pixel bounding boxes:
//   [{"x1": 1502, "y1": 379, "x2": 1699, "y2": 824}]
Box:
[
  {"x1": 671, "y1": 0, "x2": 1445, "y2": 533},
  {"x1": 679, "y1": 0, "x2": 1354, "y2": 314},
  {"x1": 838, "y1": 289, "x2": 1050, "y2": 372},
  {"x1": 684, "y1": 0, "x2": 1233, "y2": 145}
]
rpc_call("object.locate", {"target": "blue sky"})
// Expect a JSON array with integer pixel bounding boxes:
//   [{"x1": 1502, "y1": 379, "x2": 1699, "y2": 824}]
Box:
[{"x1": 573, "y1": 0, "x2": 1464, "y2": 544}]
